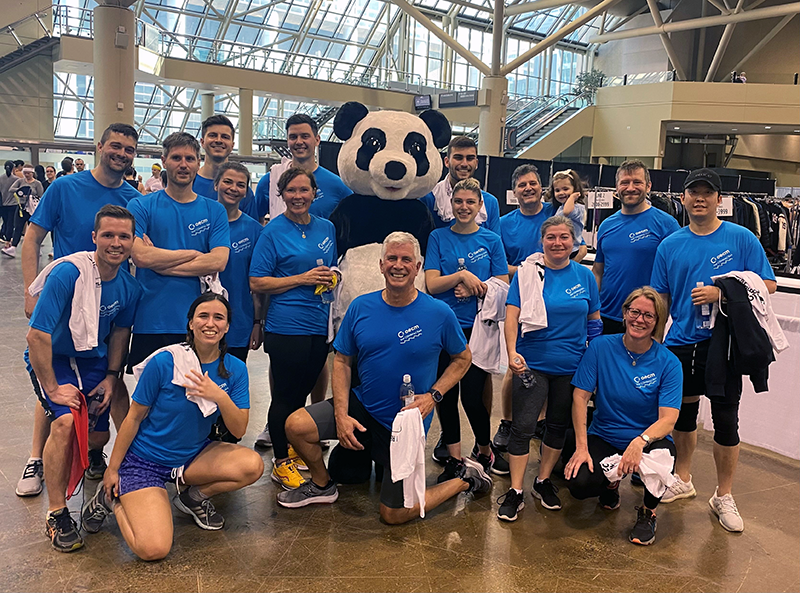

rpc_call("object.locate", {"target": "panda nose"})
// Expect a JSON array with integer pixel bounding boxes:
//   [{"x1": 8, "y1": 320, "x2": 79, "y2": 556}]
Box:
[{"x1": 384, "y1": 161, "x2": 407, "y2": 181}]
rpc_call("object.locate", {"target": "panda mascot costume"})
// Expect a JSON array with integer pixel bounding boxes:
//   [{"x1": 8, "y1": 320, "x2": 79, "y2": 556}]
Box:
[{"x1": 328, "y1": 101, "x2": 451, "y2": 328}]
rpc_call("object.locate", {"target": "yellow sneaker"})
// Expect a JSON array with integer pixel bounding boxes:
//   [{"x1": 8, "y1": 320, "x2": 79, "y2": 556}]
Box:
[
  {"x1": 271, "y1": 459, "x2": 306, "y2": 490},
  {"x1": 288, "y1": 445, "x2": 309, "y2": 471}
]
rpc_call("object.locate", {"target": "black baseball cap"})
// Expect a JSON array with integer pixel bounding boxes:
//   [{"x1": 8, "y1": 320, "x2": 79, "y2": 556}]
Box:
[{"x1": 684, "y1": 168, "x2": 721, "y2": 193}]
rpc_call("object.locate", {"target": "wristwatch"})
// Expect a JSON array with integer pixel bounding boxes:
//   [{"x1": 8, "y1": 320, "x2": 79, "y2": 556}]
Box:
[
  {"x1": 106, "y1": 369, "x2": 123, "y2": 379},
  {"x1": 639, "y1": 433, "x2": 651, "y2": 444},
  {"x1": 430, "y1": 389, "x2": 443, "y2": 403}
]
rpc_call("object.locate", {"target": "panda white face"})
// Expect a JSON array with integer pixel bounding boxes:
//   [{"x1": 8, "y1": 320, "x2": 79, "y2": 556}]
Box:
[{"x1": 337, "y1": 110, "x2": 445, "y2": 201}]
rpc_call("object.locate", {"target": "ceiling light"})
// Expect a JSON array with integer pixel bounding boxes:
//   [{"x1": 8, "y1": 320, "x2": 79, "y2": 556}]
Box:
[
  {"x1": 674, "y1": 126, "x2": 680, "y2": 130},
  {"x1": 795, "y1": 130, "x2": 800, "y2": 133},
  {"x1": 764, "y1": 126, "x2": 772, "y2": 130},
  {"x1": 731, "y1": 128, "x2": 738, "y2": 131},
  {"x1": 213, "y1": 86, "x2": 220, "y2": 90},
  {"x1": 158, "y1": 79, "x2": 165, "y2": 83}
]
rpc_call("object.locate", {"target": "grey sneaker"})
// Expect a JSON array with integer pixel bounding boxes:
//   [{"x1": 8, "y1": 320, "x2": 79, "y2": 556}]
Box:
[
  {"x1": 16, "y1": 458, "x2": 44, "y2": 497},
  {"x1": 81, "y1": 486, "x2": 113, "y2": 533},
  {"x1": 459, "y1": 457, "x2": 493, "y2": 495},
  {"x1": 255, "y1": 424, "x2": 272, "y2": 448},
  {"x1": 660, "y1": 474, "x2": 696, "y2": 503},
  {"x1": 709, "y1": 488, "x2": 744, "y2": 532},
  {"x1": 85, "y1": 449, "x2": 107, "y2": 481},
  {"x1": 277, "y1": 479, "x2": 339, "y2": 508},
  {"x1": 174, "y1": 489, "x2": 224, "y2": 530},
  {"x1": 46, "y1": 508, "x2": 84, "y2": 553}
]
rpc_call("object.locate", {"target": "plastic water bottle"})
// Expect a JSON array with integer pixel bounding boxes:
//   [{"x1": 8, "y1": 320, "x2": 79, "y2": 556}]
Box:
[
  {"x1": 87, "y1": 387, "x2": 104, "y2": 432},
  {"x1": 316, "y1": 258, "x2": 334, "y2": 304},
  {"x1": 456, "y1": 257, "x2": 469, "y2": 303},
  {"x1": 695, "y1": 281, "x2": 711, "y2": 330},
  {"x1": 515, "y1": 357, "x2": 535, "y2": 389},
  {"x1": 400, "y1": 374, "x2": 415, "y2": 406}
]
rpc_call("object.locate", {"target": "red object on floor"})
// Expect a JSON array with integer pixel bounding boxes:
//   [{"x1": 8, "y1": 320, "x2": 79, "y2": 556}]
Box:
[{"x1": 66, "y1": 392, "x2": 89, "y2": 500}]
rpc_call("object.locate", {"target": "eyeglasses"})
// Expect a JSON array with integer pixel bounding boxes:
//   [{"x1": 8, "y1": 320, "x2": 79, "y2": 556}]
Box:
[{"x1": 625, "y1": 308, "x2": 656, "y2": 323}]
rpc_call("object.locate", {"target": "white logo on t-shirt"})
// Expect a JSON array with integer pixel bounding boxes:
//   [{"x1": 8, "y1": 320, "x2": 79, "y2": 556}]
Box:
[
  {"x1": 397, "y1": 325, "x2": 422, "y2": 345},
  {"x1": 188, "y1": 218, "x2": 210, "y2": 236},
  {"x1": 565, "y1": 283, "x2": 586, "y2": 298},
  {"x1": 231, "y1": 237, "x2": 252, "y2": 253},
  {"x1": 629, "y1": 229, "x2": 651, "y2": 243},
  {"x1": 99, "y1": 300, "x2": 120, "y2": 317},
  {"x1": 318, "y1": 236, "x2": 334, "y2": 254},
  {"x1": 467, "y1": 248, "x2": 488, "y2": 264},
  {"x1": 710, "y1": 249, "x2": 733, "y2": 269},
  {"x1": 633, "y1": 372, "x2": 657, "y2": 389}
]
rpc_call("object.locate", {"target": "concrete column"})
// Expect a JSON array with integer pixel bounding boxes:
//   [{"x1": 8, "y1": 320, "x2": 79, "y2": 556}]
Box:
[
  {"x1": 477, "y1": 75, "x2": 508, "y2": 157},
  {"x1": 238, "y1": 88, "x2": 253, "y2": 156},
  {"x1": 93, "y1": 5, "x2": 135, "y2": 144},
  {"x1": 200, "y1": 93, "x2": 215, "y2": 122}
]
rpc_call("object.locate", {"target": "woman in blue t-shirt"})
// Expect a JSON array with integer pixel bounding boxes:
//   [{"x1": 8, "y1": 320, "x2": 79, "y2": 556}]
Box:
[
  {"x1": 564, "y1": 287, "x2": 682, "y2": 546},
  {"x1": 425, "y1": 178, "x2": 509, "y2": 478},
  {"x1": 80, "y1": 293, "x2": 264, "y2": 561},
  {"x1": 249, "y1": 168, "x2": 338, "y2": 490},
  {"x1": 497, "y1": 215, "x2": 601, "y2": 522}
]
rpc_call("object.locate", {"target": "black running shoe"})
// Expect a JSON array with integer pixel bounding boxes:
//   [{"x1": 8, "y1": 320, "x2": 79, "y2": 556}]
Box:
[
  {"x1": 492, "y1": 419, "x2": 512, "y2": 451},
  {"x1": 532, "y1": 478, "x2": 561, "y2": 510},
  {"x1": 459, "y1": 457, "x2": 493, "y2": 495},
  {"x1": 46, "y1": 507, "x2": 84, "y2": 553},
  {"x1": 174, "y1": 489, "x2": 225, "y2": 531},
  {"x1": 629, "y1": 506, "x2": 657, "y2": 545},
  {"x1": 497, "y1": 488, "x2": 525, "y2": 522},
  {"x1": 489, "y1": 444, "x2": 510, "y2": 475},
  {"x1": 85, "y1": 449, "x2": 107, "y2": 480},
  {"x1": 599, "y1": 482, "x2": 621, "y2": 510},
  {"x1": 437, "y1": 457, "x2": 464, "y2": 484},
  {"x1": 432, "y1": 435, "x2": 450, "y2": 465},
  {"x1": 82, "y1": 486, "x2": 113, "y2": 533}
]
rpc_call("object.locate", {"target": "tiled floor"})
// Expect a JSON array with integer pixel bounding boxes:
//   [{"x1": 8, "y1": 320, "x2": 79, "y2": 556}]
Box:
[{"x1": 1, "y1": 247, "x2": 798, "y2": 592}]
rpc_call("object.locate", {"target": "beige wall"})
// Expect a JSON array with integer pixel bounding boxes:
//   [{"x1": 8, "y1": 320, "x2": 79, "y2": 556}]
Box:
[
  {"x1": 518, "y1": 106, "x2": 595, "y2": 160},
  {"x1": 729, "y1": 134, "x2": 800, "y2": 186},
  {"x1": 0, "y1": 54, "x2": 54, "y2": 141}
]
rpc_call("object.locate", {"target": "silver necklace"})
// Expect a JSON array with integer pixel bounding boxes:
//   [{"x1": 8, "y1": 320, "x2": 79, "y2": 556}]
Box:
[{"x1": 622, "y1": 336, "x2": 646, "y2": 366}]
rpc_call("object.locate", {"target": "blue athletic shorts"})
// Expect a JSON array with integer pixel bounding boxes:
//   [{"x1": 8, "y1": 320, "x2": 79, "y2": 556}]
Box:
[{"x1": 117, "y1": 441, "x2": 212, "y2": 496}]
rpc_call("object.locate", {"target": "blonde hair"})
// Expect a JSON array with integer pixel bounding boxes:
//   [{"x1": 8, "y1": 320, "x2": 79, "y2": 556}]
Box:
[
  {"x1": 621, "y1": 286, "x2": 668, "y2": 343},
  {"x1": 452, "y1": 177, "x2": 482, "y2": 201}
]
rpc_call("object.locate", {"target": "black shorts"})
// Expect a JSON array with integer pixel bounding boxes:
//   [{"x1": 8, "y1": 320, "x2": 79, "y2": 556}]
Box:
[
  {"x1": 305, "y1": 393, "x2": 405, "y2": 509},
  {"x1": 227, "y1": 346, "x2": 249, "y2": 363},
  {"x1": 601, "y1": 316, "x2": 625, "y2": 335},
  {"x1": 668, "y1": 339, "x2": 742, "y2": 403},
  {"x1": 126, "y1": 333, "x2": 186, "y2": 374}
]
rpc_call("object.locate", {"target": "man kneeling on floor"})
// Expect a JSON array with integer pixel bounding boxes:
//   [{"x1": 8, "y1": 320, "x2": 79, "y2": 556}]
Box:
[{"x1": 277, "y1": 232, "x2": 492, "y2": 523}]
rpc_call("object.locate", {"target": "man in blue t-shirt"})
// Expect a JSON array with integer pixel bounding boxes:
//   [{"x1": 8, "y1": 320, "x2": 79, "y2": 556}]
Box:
[
  {"x1": 193, "y1": 114, "x2": 262, "y2": 222},
  {"x1": 127, "y1": 132, "x2": 230, "y2": 371},
  {"x1": 27, "y1": 205, "x2": 141, "y2": 552},
  {"x1": 274, "y1": 232, "x2": 493, "y2": 522},
  {"x1": 650, "y1": 168, "x2": 777, "y2": 533},
  {"x1": 419, "y1": 136, "x2": 501, "y2": 235},
  {"x1": 255, "y1": 113, "x2": 351, "y2": 221},
  {"x1": 16, "y1": 123, "x2": 141, "y2": 501},
  {"x1": 593, "y1": 160, "x2": 680, "y2": 334}
]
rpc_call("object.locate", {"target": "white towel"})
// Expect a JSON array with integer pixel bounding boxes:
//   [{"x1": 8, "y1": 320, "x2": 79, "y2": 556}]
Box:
[
  {"x1": 326, "y1": 265, "x2": 342, "y2": 344},
  {"x1": 133, "y1": 343, "x2": 218, "y2": 417},
  {"x1": 600, "y1": 449, "x2": 677, "y2": 498},
  {"x1": 710, "y1": 270, "x2": 789, "y2": 354},
  {"x1": 470, "y1": 277, "x2": 509, "y2": 374},
  {"x1": 268, "y1": 158, "x2": 293, "y2": 221},
  {"x1": 200, "y1": 272, "x2": 228, "y2": 300},
  {"x1": 28, "y1": 251, "x2": 102, "y2": 352},
  {"x1": 390, "y1": 408, "x2": 426, "y2": 518},
  {"x1": 431, "y1": 178, "x2": 488, "y2": 226},
  {"x1": 517, "y1": 252, "x2": 547, "y2": 335}
]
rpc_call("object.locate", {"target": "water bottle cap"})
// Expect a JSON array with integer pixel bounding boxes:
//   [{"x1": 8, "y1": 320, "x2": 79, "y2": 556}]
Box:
[
  {"x1": 316, "y1": 258, "x2": 324, "y2": 265},
  {"x1": 696, "y1": 281, "x2": 704, "y2": 287},
  {"x1": 458, "y1": 257, "x2": 465, "y2": 263},
  {"x1": 403, "y1": 374, "x2": 411, "y2": 383}
]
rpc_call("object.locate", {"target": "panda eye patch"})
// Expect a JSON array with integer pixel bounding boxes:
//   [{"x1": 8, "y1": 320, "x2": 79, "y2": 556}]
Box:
[
  {"x1": 403, "y1": 132, "x2": 429, "y2": 177},
  {"x1": 356, "y1": 128, "x2": 387, "y2": 171}
]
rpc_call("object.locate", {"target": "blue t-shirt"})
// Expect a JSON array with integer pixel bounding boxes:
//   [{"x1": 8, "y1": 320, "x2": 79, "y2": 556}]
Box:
[
  {"x1": 595, "y1": 207, "x2": 680, "y2": 321},
  {"x1": 219, "y1": 213, "x2": 264, "y2": 348},
  {"x1": 554, "y1": 202, "x2": 587, "y2": 253},
  {"x1": 193, "y1": 174, "x2": 261, "y2": 222},
  {"x1": 127, "y1": 191, "x2": 231, "y2": 334},
  {"x1": 333, "y1": 291, "x2": 467, "y2": 431},
  {"x1": 424, "y1": 226, "x2": 507, "y2": 328},
  {"x1": 249, "y1": 214, "x2": 337, "y2": 335},
  {"x1": 500, "y1": 203, "x2": 556, "y2": 266},
  {"x1": 507, "y1": 260, "x2": 600, "y2": 375},
  {"x1": 129, "y1": 351, "x2": 249, "y2": 467},
  {"x1": 29, "y1": 261, "x2": 141, "y2": 359},
  {"x1": 420, "y1": 189, "x2": 502, "y2": 236},
  {"x1": 255, "y1": 166, "x2": 351, "y2": 220},
  {"x1": 650, "y1": 221, "x2": 775, "y2": 347},
  {"x1": 30, "y1": 171, "x2": 141, "y2": 259},
  {"x1": 573, "y1": 335, "x2": 683, "y2": 450}
]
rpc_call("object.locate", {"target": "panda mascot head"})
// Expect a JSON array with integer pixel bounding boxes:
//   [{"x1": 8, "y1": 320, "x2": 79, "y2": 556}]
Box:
[{"x1": 328, "y1": 101, "x2": 451, "y2": 325}]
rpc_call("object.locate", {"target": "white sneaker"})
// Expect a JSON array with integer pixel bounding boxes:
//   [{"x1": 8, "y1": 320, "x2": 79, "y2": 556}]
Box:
[
  {"x1": 16, "y1": 457, "x2": 44, "y2": 496},
  {"x1": 709, "y1": 488, "x2": 744, "y2": 532},
  {"x1": 255, "y1": 424, "x2": 272, "y2": 448},
  {"x1": 661, "y1": 474, "x2": 696, "y2": 503},
  {"x1": 1, "y1": 245, "x2": 15, "y2": 258}
]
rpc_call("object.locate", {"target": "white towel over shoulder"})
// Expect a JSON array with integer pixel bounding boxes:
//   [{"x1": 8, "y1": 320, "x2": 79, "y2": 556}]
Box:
[
  {"x1": 470, "y1": 277, "x2": 509, "y2": 374},
  {"x1": 268, "y1": 158, "x2": 293, "y2": 220},
  {"x1": 517, "y1": 252, "x2": 547, "y2": 335},
  {"x1": 390, "y1": 408, "x2": 426, "y2": 518},
  {"x1": 28, "y1": 251, "x2": 102, "y2": 351},
  {"x1": 133, "y1": 343, "x2": 218, "y2": 417},
  {"x1": 431, "y1": 178, "x2": 487, "y2": 226}
]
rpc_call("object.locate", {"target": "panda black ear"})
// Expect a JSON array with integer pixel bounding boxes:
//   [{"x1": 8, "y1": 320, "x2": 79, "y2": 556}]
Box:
[
  {"x1": 419, "y1": 109, "x2": 451, "y2": 150},
  {"x1": 334, "y1": 102, "x2": 369, "y2": 141}
]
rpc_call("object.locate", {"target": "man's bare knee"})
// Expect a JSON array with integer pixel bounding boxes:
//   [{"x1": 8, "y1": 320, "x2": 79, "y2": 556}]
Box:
[
  {"x1": 49, "y1": 415, "x2": 74, "y2": 442},
  {"x1": 135, "y1": 541, "x2": 172, "y2": 562},
  {"x1": 379, "y1": 504, "x2": 412, "y2": 525},
  {"x1": 285, "y1": 409, "x2": 319, "y2": 444}
]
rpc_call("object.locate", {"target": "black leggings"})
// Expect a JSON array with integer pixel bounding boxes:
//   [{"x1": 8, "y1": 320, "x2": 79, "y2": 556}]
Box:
[
  {"x1": 0, "y1": 205, "x2": 15, "y2": 241},
  {"x1": 10, "y1": 207, "x2": 30, "y2": 247},
  {"x1": 507, "y1": 371, "x2": 573, "y2": 456},
  {"x1": 437, "y1": 327, "x2": 490, "y2": 447},
  {"x1": 264, "y1": 332, "x2": 329, "y2": 460},
  {"x1": 565, "y1": 433, "x2": 676, "y2": 509}
]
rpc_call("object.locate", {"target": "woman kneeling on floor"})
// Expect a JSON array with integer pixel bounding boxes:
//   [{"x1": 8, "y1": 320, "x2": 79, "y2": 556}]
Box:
[
  {"x1": 81, "y1": 293, "x2": 264, "y2": 560},
  {"x1": 563, "y1": 286, "x2": 681, "y2": 545}
]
